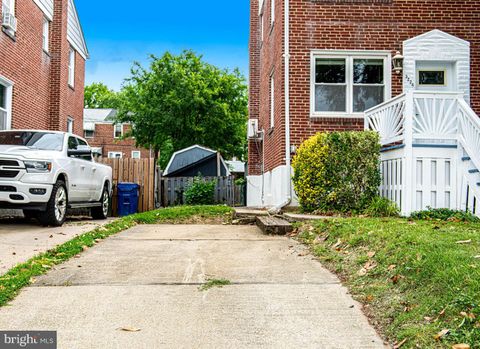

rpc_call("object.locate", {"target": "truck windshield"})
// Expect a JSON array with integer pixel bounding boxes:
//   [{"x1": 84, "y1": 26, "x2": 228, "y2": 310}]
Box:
[{"x1": 0, "y1": 132, "x2": 64, "y2": 151}]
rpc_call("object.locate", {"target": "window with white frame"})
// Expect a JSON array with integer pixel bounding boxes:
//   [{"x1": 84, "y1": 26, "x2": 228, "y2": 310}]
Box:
[
  {"x1": 67, "y1": 117, "x2": 74, "y2": 133},
  {"x1": 270, "y1": 73, "x2": 275, "y2": 128},
  {"x1": 108, "y1": 152, "x2": 122, "y2": 159},
  {"x1": 2, "y1": 0, "x2": 15, "y2": 17},
  {"x1": 270, "y1": 0, "x2": 275, "y2": 25},
  {"x1": 68, "y1": 48, "x2": 75, "y2": 87},
  {"x1": 131, "y1": 151, "x2": 141, "y2": 159},
  {"x1": 260, "y1": 12, "x2": 264, "y2": 42},
  {"x1": 312, "y1": 52, "x2": 390, "y2": 116},
  {"x1": 0, "y1": 80, "x2": 12, "y2": 130},
  {"x1": 42, "y1": 18, "x2": 49, "y2": 52},
  {"x1": 114, "y1": 124, "x2": 123, "y2": 138}
]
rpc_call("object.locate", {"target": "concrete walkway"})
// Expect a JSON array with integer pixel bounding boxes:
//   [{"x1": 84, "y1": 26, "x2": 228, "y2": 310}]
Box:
[
  {"x1": 0, "y1": 218, "x2": 113, "y2": 274},
  {"x1": 0, "y1": 224, "x2": 386, "y2": 348}
]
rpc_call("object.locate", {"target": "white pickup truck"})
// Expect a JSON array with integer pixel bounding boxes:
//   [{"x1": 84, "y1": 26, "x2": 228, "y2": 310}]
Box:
[{"x1": 0, "y1": 130, "x2": 113, "y2": 226}]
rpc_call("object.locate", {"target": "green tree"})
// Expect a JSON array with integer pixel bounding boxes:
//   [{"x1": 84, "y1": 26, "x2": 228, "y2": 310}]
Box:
[
  {"x1": 116, "y1": 50, "x2": 248, "y2": 168},
  {"x1": 84, "y1": 82, "x2": 120, "y2": 109}
]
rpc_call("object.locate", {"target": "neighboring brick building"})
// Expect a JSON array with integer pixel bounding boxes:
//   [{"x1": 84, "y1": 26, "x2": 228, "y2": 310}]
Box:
[
  {"x1": 248, "y1": 0, "x2": 480, "y2": 207},
  {"x1": 0, "y1": 0, "x2": 88, "y2": 135},
  {"x1": 83, "y1": 109, "x2": 152, "y2": 159}
]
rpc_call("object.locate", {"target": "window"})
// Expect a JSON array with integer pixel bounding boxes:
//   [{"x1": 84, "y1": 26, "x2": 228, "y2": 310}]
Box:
[
  {"x1": 311, "y1": 52, "x2": 390, "y2": 116},
  {"x1": 42, "y1": 18, "x2": 49, "y2": 52},
  {"x1": 108, "y1": 152, "x2": 122, "y2": 159},
  {"x1": 260, "y1": 12, "x2": 264, "y2": 42},
  {"x1": 0, "y1": 77, "x2": 13, "y2": 130},
  {"x1": 270, "y1": 0, "x2": 275, "y2": 25},
  {"x1": 270, "y1": 73, "x2": 275, "y2": 128},
  {"x1": 76, "y1": 137, "x2": 92, "y2": 161},
  {"x1": 114, "y1": 124, "x2": 123, "y2": 138},
  {"x1": 418, "y1": 70, "x2": 446, "y2": 86},
  {"x1": 2, "y1": 0, "x2": 15, "y2": 17},
  {"x1": 68, "y1": 48, "x2": 75, "y2": 87},
  {"x1": 67, "y1": 117, "x2": 74, "y2": 133},
  {"x1": 131, "y1": 151, "x2": 141, "y2": 159},
  {"x1": 84, "y1": 130, "x2": 94, "y2": 138}
]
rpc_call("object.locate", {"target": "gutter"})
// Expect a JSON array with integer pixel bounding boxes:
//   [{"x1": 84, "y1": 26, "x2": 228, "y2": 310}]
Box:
[{"x1": 269, "y1": 0, "x2": 291, "y2": 213}]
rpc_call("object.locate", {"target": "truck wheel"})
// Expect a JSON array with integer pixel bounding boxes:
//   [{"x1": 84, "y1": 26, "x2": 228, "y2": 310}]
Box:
[
  {"x1": 38, "y1": 180, "x2": 68, "y2": 227},
  {"x1": 91, "y1": 185, "x2": 110, "y2": 219}
]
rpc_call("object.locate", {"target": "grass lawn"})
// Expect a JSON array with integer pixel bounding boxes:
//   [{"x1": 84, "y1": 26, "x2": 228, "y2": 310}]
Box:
[
  {"x1": 298, "y1": 217, "x2": 480, "y2": 349},
  {"x1": 0, "y1": 205, "x2": 233, "y2": 307}
]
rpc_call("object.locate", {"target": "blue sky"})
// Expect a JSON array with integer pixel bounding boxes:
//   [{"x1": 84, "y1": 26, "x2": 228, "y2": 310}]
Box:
[{"x1": 76, "y1": 0, "x2": 250, "y2": 91}]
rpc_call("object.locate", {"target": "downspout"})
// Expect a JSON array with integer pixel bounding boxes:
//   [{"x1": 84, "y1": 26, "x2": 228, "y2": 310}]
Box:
[{"x1": 269, "y1": 0, "x2": 291, "y2": 213}]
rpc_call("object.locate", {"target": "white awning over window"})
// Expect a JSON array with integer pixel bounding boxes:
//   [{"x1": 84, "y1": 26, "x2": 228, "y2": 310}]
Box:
[{"x1": 84, "y1": 121, "x2": 95, "y2": 131}]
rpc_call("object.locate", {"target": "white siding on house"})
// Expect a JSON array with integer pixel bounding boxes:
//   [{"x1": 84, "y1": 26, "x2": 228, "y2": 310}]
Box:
[
  {"x1": 67, "y1": 0, "x2": 89, "y2": 59},
  {"x1": 33, "y1": 0, "x2": 54, "y2": 20},
  {"x1": 403, "y1": 29, "x2": 470, "y2": 103}
]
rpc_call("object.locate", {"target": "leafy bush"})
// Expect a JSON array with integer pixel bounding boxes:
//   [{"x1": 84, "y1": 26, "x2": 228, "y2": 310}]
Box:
[
  {"x1": 363, "y1": 197, "x2": 400, "y2": 217},
  {"x1": 410, "y1": 207, "x2": 480, "y2": 222},
  {"x1": 184, "y1": 177, "x2": 216, "y2": 205},
  {"x1": 292, "y1": 131, "x2": 381, "y2": 213}
]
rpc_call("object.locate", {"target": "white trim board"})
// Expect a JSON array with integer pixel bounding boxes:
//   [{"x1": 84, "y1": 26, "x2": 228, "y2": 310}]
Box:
[
  {"x1": 33, "y1": 0, "x2": 54, "y2": 20},
  {"x1": 67, "y1": 0, "x2": 89, "y2": 60}
]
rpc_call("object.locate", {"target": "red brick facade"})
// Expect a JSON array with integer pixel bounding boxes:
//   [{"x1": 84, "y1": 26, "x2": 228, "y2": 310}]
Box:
[
  {"x1": 86, "y1": 123, "x2": 152, "y2": 159},
  {"x1": 0, "y1": 0, "x2": 85, "y2": 135},
  {"x1": 249, "y1": 0, "x2": 480, "y2": 174}
]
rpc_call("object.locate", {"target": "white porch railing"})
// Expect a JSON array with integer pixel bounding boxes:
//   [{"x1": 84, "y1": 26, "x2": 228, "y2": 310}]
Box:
[{"x1": 365, "y1": 91, "x2": 480, "y2": 217}]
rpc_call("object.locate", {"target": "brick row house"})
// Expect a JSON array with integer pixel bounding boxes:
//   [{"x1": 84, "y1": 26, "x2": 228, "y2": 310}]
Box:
[
  {"x1": 83, "y1": 109, "x2": 152, "y2": 159},
  {"x1": 248, "y1": 0, "x2": 480, "y2": 216},
  {"x1": 0, "y1": 0, "x2": 87, "y2": 134}
]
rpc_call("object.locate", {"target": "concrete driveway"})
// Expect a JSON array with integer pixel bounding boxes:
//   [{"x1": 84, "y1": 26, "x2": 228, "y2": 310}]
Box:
[
  {"x1": 0, "y1": 224, "x2": 386, "y2": 348},
  {"x1": 0, "y1": 217, "x2": 113, "y2": 274}
]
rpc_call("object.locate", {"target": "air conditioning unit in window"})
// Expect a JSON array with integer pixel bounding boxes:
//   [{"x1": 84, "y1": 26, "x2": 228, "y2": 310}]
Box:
[
  {"x1": 2, "y1": 12, "x2": 17, "y2": 32},
  {"x1": 247, "y1": 119, "x2": 259, "y2": 139}
]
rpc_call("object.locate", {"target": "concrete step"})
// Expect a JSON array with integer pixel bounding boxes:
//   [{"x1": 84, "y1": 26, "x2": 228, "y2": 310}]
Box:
[
  {"x1": 256, "y1": 216, "x2": 293, "y2": 235},
  {"x1": 462, "y1": 156, "x2": 471, "y2": 161},
  {"x1": 469, "y1": 169, "x2": 480, "y2": 174}
]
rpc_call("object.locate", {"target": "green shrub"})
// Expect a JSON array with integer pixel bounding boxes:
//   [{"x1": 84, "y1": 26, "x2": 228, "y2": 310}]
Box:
[
  {"x1": 184, "y1": 177, "x2": 216, "y2": 205},
  {"x1": 410, "y1": 207, "x2": 480, "y2": 222},
  {"x1": 292, "y1": 131, "x2": 381, "y2": 213},
  {"x1": 363, "y1": 197, "x2": 400, "y2": 217}
]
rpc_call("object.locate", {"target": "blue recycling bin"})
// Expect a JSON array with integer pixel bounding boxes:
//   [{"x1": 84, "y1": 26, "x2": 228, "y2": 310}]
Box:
[{"x1": 117, "y1": 183, "x2": 139, "y2": 216}]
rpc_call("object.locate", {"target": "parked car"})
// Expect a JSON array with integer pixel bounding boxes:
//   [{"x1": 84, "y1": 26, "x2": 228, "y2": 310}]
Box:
[{"x1": 0, "y1": 130, "x2": 113, "y2": 226}]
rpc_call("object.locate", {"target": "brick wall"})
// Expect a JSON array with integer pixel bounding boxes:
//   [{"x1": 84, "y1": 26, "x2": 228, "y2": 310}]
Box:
[
  {"x1": 0, "y1": 0, "x2": 85, "y2": 134},
  {"x1": 249, "y1": 0, "x2": 480, "y2": 173},
  {"x1": 87, "y1": 123, "x2": 151, "y2": 159}
]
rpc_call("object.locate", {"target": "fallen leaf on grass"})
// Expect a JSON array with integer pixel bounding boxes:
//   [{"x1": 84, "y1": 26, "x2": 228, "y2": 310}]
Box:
[
  {"x1": 474, "y1": 255, "x2": 480, "y2": 259},
  {"x1": 460, "y1": 312, "x2": 476, "y2": 320},
  {"x1": 358, "y1": 268, "x2": 367, "y2": 276},
  {"x1": 434, "y1": 329, "x2": 450, "y2": 341},
  {"x1": 388, "y1": 264, "x2": 397, "y2": 271},
  {"x1": 393, "y1": 338, "x2": 407, "y2": 349},
  {"x1": 333, "y1": 239, "x2": 342, "y2": 249},
  {"x1": 424, "y1": 316, "x2": 433, "y2": 322},
  {"x1": 118, "y1": 327, "x2": 141, "y2": 332},
  {"x1": 367, "y1": 251, "x2": 376, "y2": 258},
  {"x1": 366, "y1": 294, "x2": 374, "y2": 302},
  {"x1": 452, "y1": 344, "x2": 470, "y2": 349},
  {"x1": 439, "y1": 308, "x2": 447, "y2": 316},
  {"x1": 456, "y1": 240, "x2": 472, "y2": 244},
  {"x1": 391, "y1": 274, "x2": 404, "y2": 284}
]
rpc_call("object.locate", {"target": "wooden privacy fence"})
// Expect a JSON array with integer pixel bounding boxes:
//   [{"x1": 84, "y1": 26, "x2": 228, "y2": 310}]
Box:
[
  {"x1": 99, "y1": 158, "x2": 156, "y2": 215},
  {"x1": 160, "y1": 176, "x2": 245, "y2": 207}
]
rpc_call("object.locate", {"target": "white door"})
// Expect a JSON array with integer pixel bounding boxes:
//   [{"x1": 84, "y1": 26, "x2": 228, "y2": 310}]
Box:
[{"x1": 416, "y1": 61, "x2": 456, "y2": 91}]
